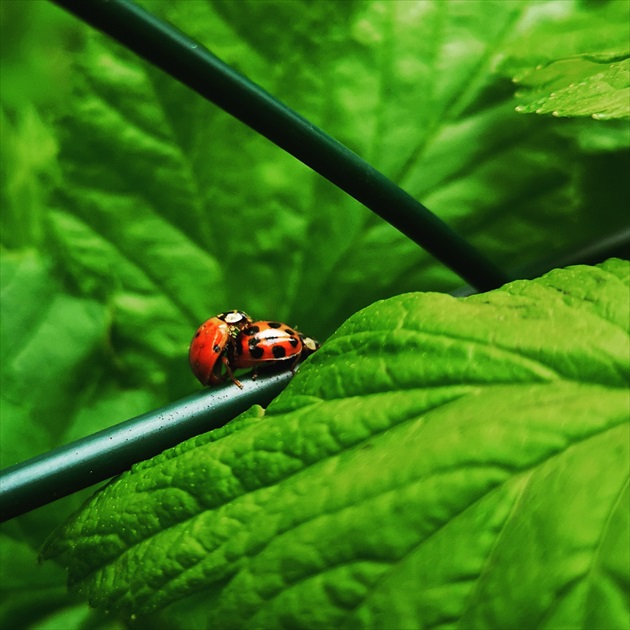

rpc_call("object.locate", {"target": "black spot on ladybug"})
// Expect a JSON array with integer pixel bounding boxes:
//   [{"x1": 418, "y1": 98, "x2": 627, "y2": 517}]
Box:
[
  {"x1": 195, "y1": 331, "x2": 200, "y2": 337},
  {"x1": 213, "y1": 345, "x2": 221, "y2": 353},
  {"x1": 248, "y1": 337, "x2": 260, "y2": 349},
  {"x1": 272, "y1": 345, "x2": 287, "y2": 358},
  {"x1": 243, "y1": 325, "x2": 260, "y2": 335},
  {"x1": 250, "y1": 346, "x2": 265, "y2": 359},
  {"x1": 289, "y1": 336, "x2": 299, "y2": 347},
  {"x1": 285, "y1": 328, "x2": 296, "y2": 336},
  {"x1": 268, "y1": 321, "x2": 282, "y2": 328}
]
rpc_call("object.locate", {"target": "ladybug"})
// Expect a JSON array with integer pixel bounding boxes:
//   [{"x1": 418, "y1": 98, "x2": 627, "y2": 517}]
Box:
[
  {"x1": 189, "y1": 315, "x2": 243, "y2": 388},
  {"x1": 190, "y1": 312, "x2": 320, "y2": 388},
  {"x1": 232, "y1": 321, "x2": 304, "y2": 374}
]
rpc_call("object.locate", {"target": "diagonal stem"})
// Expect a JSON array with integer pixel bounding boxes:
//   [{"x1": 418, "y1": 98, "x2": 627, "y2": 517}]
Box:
[
  {"x1": 0, "y1": 369, "x2": 293, "y2": 522},
  {"x1": 51, "y1": 0, "x2": 510, "y2": 292}
]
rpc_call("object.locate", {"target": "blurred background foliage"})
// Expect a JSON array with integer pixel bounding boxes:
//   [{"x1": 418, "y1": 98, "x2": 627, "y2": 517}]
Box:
[{"x1": 0, "y1": 1, "x2": 628, "y2": 627}]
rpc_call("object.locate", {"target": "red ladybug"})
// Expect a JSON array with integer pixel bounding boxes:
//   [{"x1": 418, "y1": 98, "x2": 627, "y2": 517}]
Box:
[
  {"x1": 232, "y1": 321, "x2": 304, "y2": 372},
  {"x1": 189, "y1": 316, "x2": 243, "y2": 388},
  {"x1": 190, "y1": 312, "x2": 320, "y2": 388}
]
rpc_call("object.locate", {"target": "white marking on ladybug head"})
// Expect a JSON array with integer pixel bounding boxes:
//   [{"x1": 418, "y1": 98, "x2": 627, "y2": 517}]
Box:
[
  {"x1": 224, "y1": 312, "x2": 244, "y2": 324},
  {"x1": 221, "y1": 310, "x2": 251, "y2": 325}
]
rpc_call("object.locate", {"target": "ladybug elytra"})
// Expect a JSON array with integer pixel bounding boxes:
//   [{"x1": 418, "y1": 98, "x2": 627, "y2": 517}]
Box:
[
  {"x1": 188, "y1": 316, "x2": 238, "y2": 387},
  {"x1": 233, "y1": 321, "x2": 303, "y2": 369}
]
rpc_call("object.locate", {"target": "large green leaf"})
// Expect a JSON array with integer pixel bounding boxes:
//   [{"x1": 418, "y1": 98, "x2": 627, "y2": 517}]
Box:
[
  {"x1": 0, "y1": 250, "x2": 109, "y2": 467},
  {"x1": 43, "y1": 259, "x2": 630, "y2": 629},
  {"x1": 11, "y1": 0, "x2": 626, "y2": 353}
]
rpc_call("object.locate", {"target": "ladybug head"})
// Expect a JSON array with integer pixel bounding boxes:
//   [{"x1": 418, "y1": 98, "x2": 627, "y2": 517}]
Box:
[{"x1": 216, "y1": 310, "x2": 253, "y2": 329}]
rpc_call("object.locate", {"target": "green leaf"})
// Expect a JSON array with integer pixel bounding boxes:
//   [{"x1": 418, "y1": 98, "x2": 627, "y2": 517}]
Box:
[
  {"x1": 513, "y1": 56, "x2": 629, "y2": 121},
  {"x1": 43, "y1": 259, "x2": 630, "y2": 629},
  {"x1": 500, "y1": 1, "x2": 630, "y2": 120},
  {"x1": 0, "y1": 534, "x2": 124, "y2": 630},
  {"x1": 31, "y1": 0, "x2": 629, "y2": 345},
  {"x1": 0, "y1": 250, "x2": 111, "y2": 466}
]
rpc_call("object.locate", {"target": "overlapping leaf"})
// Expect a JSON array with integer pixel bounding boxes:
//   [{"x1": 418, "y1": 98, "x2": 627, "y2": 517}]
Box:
[
  {"x1": 499, "y1": 0, "x2": 630, "y2": 120},
  {"x1": 513, "y1": 56, "x2": 629, "y2": 120},
  {"x1": 43, "y1": 259, "x2": 630, "y2": 629}
]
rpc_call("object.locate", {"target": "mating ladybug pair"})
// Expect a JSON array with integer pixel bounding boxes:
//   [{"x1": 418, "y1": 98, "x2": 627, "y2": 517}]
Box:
[{"x1": 189, "y1": 310, "x2": 319, "y2": 388}]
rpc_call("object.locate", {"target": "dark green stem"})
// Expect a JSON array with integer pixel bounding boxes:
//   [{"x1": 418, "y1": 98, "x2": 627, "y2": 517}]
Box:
[
  {"x1": 0, "y1": 371, "x2": 291, "y2": 522},
  {"x1": 51, "y1": 0, "x2": 510, "y2": 292}
]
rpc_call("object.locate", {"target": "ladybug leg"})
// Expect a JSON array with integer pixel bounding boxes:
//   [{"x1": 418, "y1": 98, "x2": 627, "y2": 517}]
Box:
[
  {"x1": 221, "y1": 354, "x2": 243, "y2": 389},
  {"x1": 250, "y1": 368, "x2": 259, "y2": 381}
]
